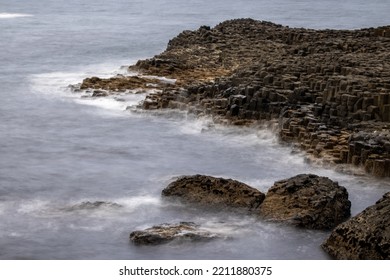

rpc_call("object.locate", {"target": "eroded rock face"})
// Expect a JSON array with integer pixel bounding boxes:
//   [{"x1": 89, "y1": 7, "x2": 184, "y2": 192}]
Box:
[
  {"x1": 322, "y1": 192, "x2": 390, "y2": 259},
  {"x1": 162, "y1": 175, "x2": 265, "y2": 211},
  {"x1": 130, "y1": 222, "x2": 219, "y2": 245},
  {"x1": 258, "y1": 174, "x2": 351, "y2": 229}
]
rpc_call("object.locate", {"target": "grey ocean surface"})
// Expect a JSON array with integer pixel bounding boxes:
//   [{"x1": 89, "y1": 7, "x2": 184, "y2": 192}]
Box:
[{"x1": 0, "y1": 0, "x2": 389, "y2": 259}]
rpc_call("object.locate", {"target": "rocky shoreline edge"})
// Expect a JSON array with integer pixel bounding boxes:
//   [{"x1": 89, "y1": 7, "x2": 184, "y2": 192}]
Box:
[
  {"x1": 73, "y1": 18, "x2": 390, "y2": 259},
  {"x1": 78, "y1": 18, "x2": 390, "y2": 178}
]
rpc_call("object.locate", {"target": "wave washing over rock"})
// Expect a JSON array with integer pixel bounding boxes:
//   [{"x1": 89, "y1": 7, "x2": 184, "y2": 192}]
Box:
[
  {"x1": 76, "y1": 18, "x2": 390, "y2": 259},
  {"x1": 131, "y1": 174, "x2": 352, "y2": 247}
]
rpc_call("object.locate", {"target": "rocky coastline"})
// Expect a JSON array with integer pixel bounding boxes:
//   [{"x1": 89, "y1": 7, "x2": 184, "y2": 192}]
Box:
[
  {"x1": 80, "y1": 18, "x2": 390, "y2": 177},
  {"x1": 77, "y1": 19, "x2": 390, "y2": 259}
]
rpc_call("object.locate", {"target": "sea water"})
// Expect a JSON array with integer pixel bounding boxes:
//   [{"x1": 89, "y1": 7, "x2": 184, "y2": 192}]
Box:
[{"x1": 0, "y1": 0, "x2": 389, "y2": 259}]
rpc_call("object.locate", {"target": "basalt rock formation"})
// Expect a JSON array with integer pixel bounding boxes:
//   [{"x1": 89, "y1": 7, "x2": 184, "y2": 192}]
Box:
[
  {"x1": 162, "y1": 175, "x2": 265, "y2": 211},
  {"x1": 79, "y1": 19, "x2": 390, "y2": 177},
  {"x1": 322, "y1": 192, "x2": 390, "y2": 259},
  {"x1": 258, "y1": 174, "x2": 351, "y2": 229}
]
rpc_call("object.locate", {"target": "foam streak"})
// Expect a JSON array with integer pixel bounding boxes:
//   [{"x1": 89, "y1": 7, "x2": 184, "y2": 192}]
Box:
[{"x1": 0, "y1": 13, "x2": 33, "y2": 19}]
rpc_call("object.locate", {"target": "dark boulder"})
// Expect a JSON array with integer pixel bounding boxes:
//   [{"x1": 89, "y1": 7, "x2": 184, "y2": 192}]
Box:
[
  {"x1": 162, "y1": 175, "x2": 265, "y2": 210},
  {"x1": 322, "y1": 192, "x2": 390, "y2": 259},
  {"x1": 130, "y1": 222, "x2": 219, "y2": 245},
  {"x1": 258, "y1": 174, "x2": 351, "y2": 229}
]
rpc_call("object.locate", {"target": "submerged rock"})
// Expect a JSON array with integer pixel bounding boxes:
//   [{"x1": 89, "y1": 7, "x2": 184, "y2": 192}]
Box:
[
  {"x1": 162, "y1": 175, "x2": 265, "y2": 211},
  {"x1": 130, "y1": 222, "x2": 219, "y2": 245},
  {"x1": 66, "y1": 201, "x2": 122, "y2": 211},
  {"x1": 322, "y1": 192, "x2": 390, "y2": 259},
  {"x1": 258, "y1": 174, "x2": 351, "y2": 229}
]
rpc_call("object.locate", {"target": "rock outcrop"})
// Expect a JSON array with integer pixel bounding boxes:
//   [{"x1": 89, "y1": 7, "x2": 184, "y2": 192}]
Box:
[
  {"x1": 258, "y1": 174, "x2": 351, "y2": 229},
  {"x1": 78, "y1": 18, "x2": 390, "y2": 177},
  {"x1": 322, "y1": 192, "x2": 390, "y2": 259},
  {"x1": 130, "y1": 222, "x2": 219, "y2": 245},
  {"x1": 162, "y1": 175, "x2": 265, "y2": 211},
  {"x1": 80, "y1": 75, "x2": 174, "y2": 92}
]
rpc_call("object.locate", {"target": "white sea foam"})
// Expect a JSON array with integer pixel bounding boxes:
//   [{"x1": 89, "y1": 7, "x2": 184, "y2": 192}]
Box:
[
  {"x1": 11, "y1": 196, "x2": 161, "y2": 219},
  {"x1": 226, "y1": 132, "x2": 275, "y2": 148},
  {"x1": 243, "y1": 178, "x2": 278, "y2": 192},
  {"x1": 29, "y1": 62, "x2": 133, "y2": 96},
  {"x1": 28, "y1": 61, "x2": 150, "y2": 114},
  {"x1": 68, "y1": 224, "x2": 105, "y2": 231},
  {"x1": 115, "y1": 196, "x2": 161, "y2": 212},
  {"x1": 7, "y1": 232, "x2": 23, "y2": 238},
  {"x1": 178, "y1": 116, "x2": 215, "y2": 135},
  {"x1": 17, "y1": 199, "x2": 50, "y2": 214},
  {"x1": 196, "y1": 215, "x2": 281, "y2": 237},
  {"x1": 30, "y1": 71, "x2": 85, "y2": 96},
  {"x1": 0, "y1": 13, "x2": 33, "y2": 19},
  {"x1": 74, "y1": 94, "x2": 145, "y2": 113},
  {"x1": 141, "y1": 75, "x2": 177, "y2": 85}
]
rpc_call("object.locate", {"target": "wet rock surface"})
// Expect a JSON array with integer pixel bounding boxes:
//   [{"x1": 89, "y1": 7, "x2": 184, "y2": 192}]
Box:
[
  {"x1": 258, "y1": 174, "x2": 351, "y2": 229},
  {"x1": 78, "y1": 18, "x2": 390, "y2": 176},
  {"x1": 80, "y1": 75, "x2": 174, "y2": 92},
  {"x1": 65, "y1": 201, "x2": 123, "y2": 211},
  {"x1": 162, "y1": 175, "x2": 265, "y2": 211},
  {"x1": 130, "y1": 222, "x2": 219, "y2": 245},
  {"x1": 322, "y1": 192, "x2": 390, "y2": 259}
]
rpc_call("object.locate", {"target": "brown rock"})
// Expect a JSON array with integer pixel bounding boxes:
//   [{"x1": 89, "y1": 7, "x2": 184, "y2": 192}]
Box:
[
  {"x1": 322, "y1": 192, "x2": 390, "y2": 259},
  {"x1": 162, "y1": 175, "x2": 265, "y2": 211},
  {"x1": 130, "y1": 222, "x2": 219, "y2": 245},
  {"x1": 258, "y1": 174, "x2": 351, "y2": 229}
]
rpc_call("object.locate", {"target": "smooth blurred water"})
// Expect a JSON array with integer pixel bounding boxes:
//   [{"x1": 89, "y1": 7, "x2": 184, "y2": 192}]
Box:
[{"x1": 0, "y1": 0, "x2": 389, "y2": 259}]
